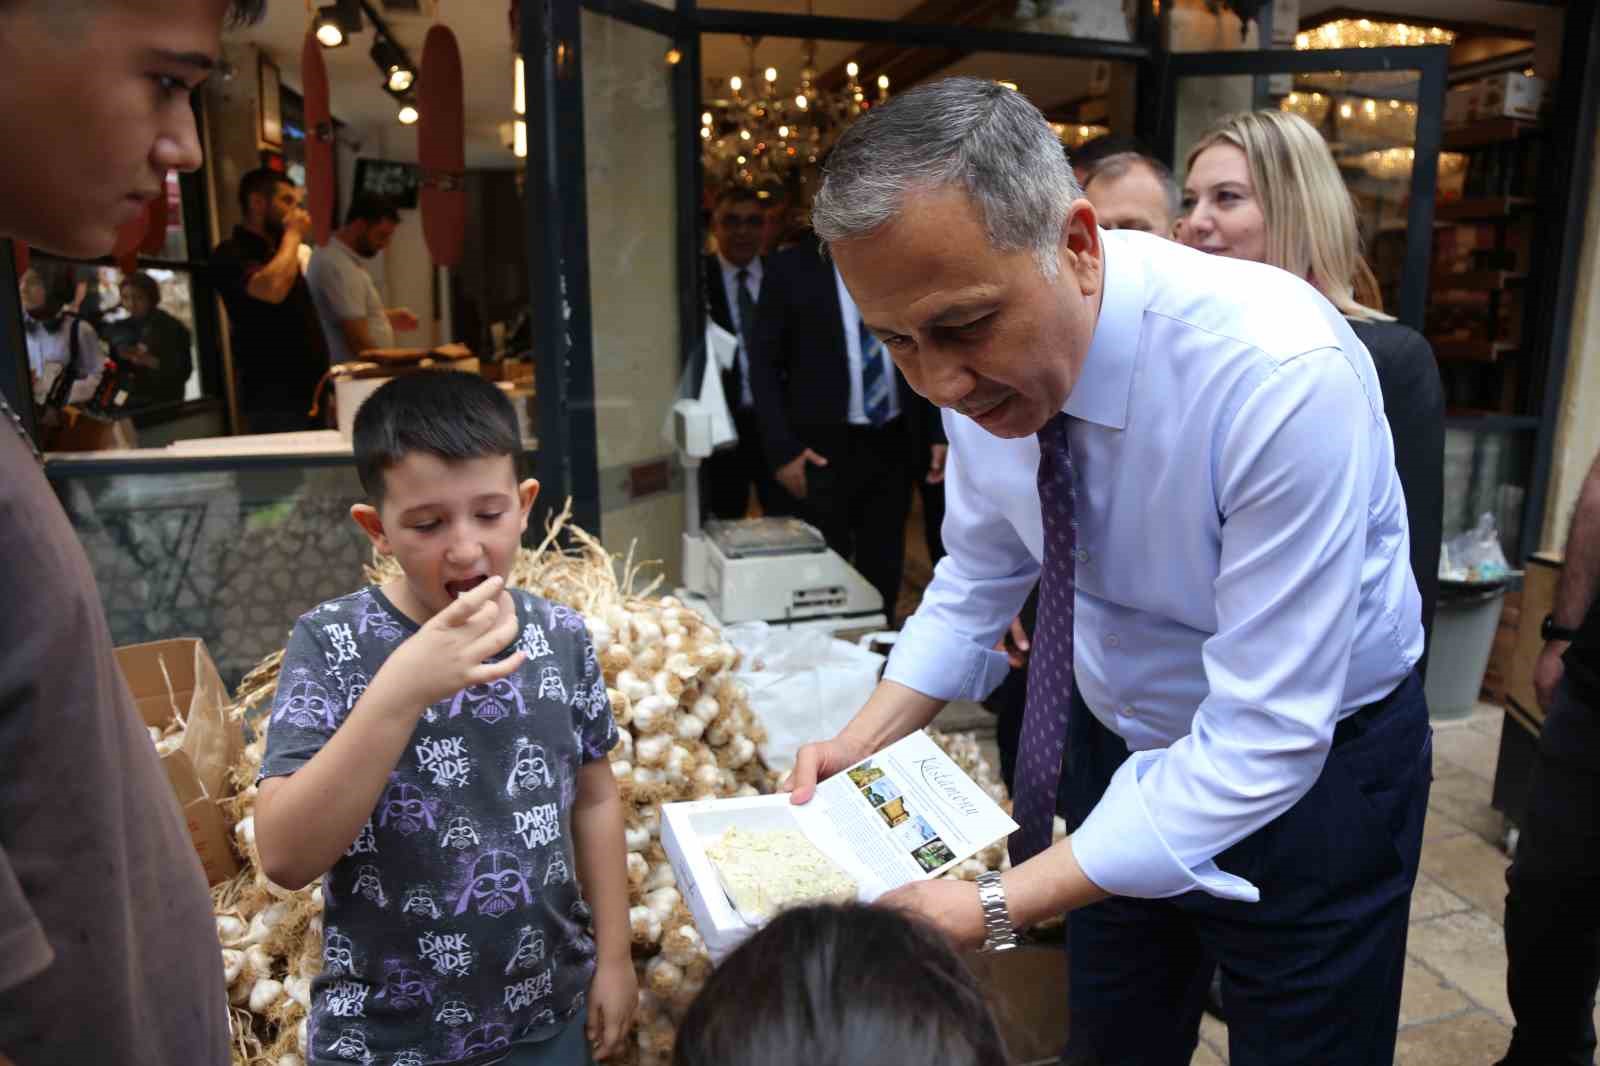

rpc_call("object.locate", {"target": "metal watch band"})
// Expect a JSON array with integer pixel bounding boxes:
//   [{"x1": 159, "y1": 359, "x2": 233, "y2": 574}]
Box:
[{"x1": 976, "y1": 870, "x2": 1019, "y2": 952}]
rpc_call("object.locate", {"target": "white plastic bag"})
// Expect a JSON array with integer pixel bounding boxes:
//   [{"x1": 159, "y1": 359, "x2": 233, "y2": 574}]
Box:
[{"x1": 724, "y1": 622, "x2": 885, "y2": 774}]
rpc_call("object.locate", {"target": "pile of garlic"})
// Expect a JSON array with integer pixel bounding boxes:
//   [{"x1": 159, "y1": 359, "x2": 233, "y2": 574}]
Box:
[
  {"x1": 208, "y1": 507, "x2": 769, "y2": 1066},
  {"x1": 211, "y1": 653, "x2": 323, "y2": 1066}
]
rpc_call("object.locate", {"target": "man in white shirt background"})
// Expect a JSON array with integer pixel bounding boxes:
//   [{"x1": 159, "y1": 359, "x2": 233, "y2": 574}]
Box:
[
  {"x1": 306, "y1": 193, "x2": 419, "y2": 364},
  {"x1": 790, "y1": 78, "x2": 1430, "y2": 1066},
  {"x1": 701, "y1": 186, "x2": 781, "y2": 520}
]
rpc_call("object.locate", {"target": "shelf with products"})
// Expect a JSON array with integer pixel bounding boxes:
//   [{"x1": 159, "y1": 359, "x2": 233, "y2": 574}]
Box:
[{"x1": 1442, "y1": 118, "x2": 1540, "y2": 151}]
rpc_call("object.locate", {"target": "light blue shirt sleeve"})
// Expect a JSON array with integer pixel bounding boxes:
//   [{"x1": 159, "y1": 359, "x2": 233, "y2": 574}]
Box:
[
  {"x1": 884, "y1": 412, "x2": 1038, "y2": 702},
  {"x1": 1071, "y1": 349, "x2": 1377, "y2": 902}
]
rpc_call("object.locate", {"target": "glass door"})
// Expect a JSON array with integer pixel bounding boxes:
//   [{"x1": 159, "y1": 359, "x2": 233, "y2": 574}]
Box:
[
  {"x1": 1159, "y1": 45, "x2": 1450, "y2": 329},
  {"x1": 521, "y1": 0, "x2": 693, "y2": 570}
]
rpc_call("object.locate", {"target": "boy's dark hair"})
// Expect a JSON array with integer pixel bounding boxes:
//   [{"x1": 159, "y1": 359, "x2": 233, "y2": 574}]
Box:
[
  {"x1": 346, "y1": 193, "x2": 401, "y2": 227},
  {"x1": 238, "y1": 166, "x2": 292, "y2": 216},
  {"x1": 673, "y1": 904, "x2": 1008, "y2": 1066},
  {"x1": 353, "y1": 371, "x2": 522, "y2": 502}
]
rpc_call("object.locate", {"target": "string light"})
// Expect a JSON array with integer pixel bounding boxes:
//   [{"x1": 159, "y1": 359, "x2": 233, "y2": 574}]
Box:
[{"x1": 1296, "y1": 18, "x2": 1455, "y2": 50}]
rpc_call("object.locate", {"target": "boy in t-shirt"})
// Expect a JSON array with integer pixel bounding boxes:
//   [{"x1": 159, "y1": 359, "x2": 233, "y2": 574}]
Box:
[{"x1": 255, "y1": 372, "x2": 635, "y2": 1064}]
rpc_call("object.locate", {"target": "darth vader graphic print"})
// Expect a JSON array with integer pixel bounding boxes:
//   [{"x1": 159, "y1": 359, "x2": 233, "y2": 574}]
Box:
[{"x1": 261, "y1": 585, "x2": 617, "y2": 1064}]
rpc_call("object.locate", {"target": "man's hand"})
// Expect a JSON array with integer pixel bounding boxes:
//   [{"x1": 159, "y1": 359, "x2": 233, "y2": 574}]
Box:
[
  {"x1": 784, "y1": 733, "x2": 872, "y2": 804},
  {"x1": 373, "y1": 576, "x2": 523, "y2": 712},
  {"x1": 387, "y1": 307, "x2": 421, "y2": 332},
  {"x1": 586, "y1": 954, "x2": 638, "y2": 1060},
  {"x1": 996, "y1": 615, "x2": 1030, "y2": 668},
  {"x1": 284, "y1": 207, "x2": 313, "y2": 240},
  {"x1": 926, "y1": 443, "x2": 948, "y2": 485},
  {"x1": 776, "y1": 448, "x2": 828, "y2": 500},
  {"x1": 121, "y1": 343, "x2": 159, "y2": 370},
  {"x1": 1535, "y1": 641, "x2": 1568, "y2": 712},
  {"x1": 878, "y1": 878, "x2": 986, "y2": 951}
]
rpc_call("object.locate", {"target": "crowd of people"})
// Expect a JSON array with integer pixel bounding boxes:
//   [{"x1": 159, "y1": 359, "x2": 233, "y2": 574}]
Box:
[{"x1": 2, "y1": 3, "x2": 1598, "y2": 1066}]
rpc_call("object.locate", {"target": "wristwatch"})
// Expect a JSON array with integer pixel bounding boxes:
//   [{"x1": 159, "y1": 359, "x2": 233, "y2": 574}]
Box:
[
  {"x1": 976, "y1": 871, "x2": 1019, "y2": 953},
  {"x1": 1542, "y1": 614, "x2": 1581, "y2": 642}
]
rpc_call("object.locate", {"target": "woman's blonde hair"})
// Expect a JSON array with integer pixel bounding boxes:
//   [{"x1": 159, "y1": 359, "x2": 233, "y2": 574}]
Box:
[{"x1": 1185, "y1": 109, "x2": 1393, "y2": 322}]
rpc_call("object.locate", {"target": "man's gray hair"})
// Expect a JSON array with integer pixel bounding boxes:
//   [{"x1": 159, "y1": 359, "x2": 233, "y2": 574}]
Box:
[
  {"x1": 812, "y1": 77, "x2": 1083, "y2": 278},
  {"x1": 1083, "y1": 151, "x2": 1182, "y2": 227}
]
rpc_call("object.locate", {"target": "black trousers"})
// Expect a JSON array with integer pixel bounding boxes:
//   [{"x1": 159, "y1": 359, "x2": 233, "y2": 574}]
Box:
[
  {"x1": 802, "y1": 418, "x2": 911, "y2": 625},
  {"x1": 704, "y1": 407, "x2": 787, "y2": 521},
  {"x1": 1060, "y1": 670, "x2": 1431, "y2": 1066},
  {"x1": 1500, "y1": 677, "x2": 1600, "y2": 1066}
]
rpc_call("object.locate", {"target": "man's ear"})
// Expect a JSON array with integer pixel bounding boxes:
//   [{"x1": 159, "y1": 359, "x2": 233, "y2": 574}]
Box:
[
  {"x1": 350, "y1": 503, "x2": 392, "y2": 555},
  {"x1": 517, "y1": 479, "x2": 542, "y2": 534},
  {"x1": 1060, "y1": 198, "x2": 1103, "y2": 296}
]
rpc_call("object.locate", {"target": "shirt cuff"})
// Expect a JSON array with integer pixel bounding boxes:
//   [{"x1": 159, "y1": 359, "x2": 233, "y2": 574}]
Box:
[
  {"x1": 1070, "y1": 751, "x2": 1261, "y2": 903},
  {"x1": 883, "y1": 612, "x2": 1013, "y2": 702}
]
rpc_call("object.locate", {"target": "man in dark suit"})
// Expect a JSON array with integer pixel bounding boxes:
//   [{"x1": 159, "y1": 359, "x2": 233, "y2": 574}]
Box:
[
  {"x1": 703, "y1": 186, "x2": 781, "y2": 519},
  {"x1": 748, "y1": 240, "x2": 938, "y2": 625}
]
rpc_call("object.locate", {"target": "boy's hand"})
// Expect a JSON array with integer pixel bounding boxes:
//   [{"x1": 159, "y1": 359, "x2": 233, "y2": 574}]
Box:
[
  {"x1": 373, "y1": 576, "x2": 524, "y2": 713},
  {"x1": 586, "y1": 955, "x2": 638, "y2": 1060}
]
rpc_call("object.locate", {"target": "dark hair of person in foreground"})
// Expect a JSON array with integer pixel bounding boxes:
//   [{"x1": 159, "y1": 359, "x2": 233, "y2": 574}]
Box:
[{"x1": 673, "y1": 903, "x2": 1009, "y2": 1066}]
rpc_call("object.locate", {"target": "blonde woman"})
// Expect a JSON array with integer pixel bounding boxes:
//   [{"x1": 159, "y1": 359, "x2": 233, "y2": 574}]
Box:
[{"x1": 1181, "y1": 109, "x2": 1444, "y2": 668}]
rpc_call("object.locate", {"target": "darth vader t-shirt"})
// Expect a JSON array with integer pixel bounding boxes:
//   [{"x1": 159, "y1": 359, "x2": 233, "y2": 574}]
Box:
[{"x1": 260, "y1": 586, "x2": 618, "y2": 1066}]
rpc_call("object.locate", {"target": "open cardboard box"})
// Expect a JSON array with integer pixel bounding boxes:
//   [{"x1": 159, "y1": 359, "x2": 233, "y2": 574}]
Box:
[{"x1": 115, "y1": 638, "x2": 242, "y2": 885}]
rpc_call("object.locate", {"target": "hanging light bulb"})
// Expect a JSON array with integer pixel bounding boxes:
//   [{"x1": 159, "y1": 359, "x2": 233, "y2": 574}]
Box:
[
  {"x1": 846, "y1": 61, "x2": 859, "y2": 78},
  {"x1": 778, "y1": 125, "x2": 789, "y2": 138},
  {"x1": 764, "y1": 66, "x2": 778, "y2": 83},
  {"x1": 397, "y1": 102, "x2": 419, "y2": 125},
  {"x1": 514, "y1": 55, "x2": 525, "y2": 116},
  {"x1": 878, "y1": 74, "x2": 890, "y2": 90},
  {"x1": 730, "y1": 74, "x2": 743, "y2": 93},
  {"x1": 701, "y1": 111, "x2": 713, "y2": 126}
]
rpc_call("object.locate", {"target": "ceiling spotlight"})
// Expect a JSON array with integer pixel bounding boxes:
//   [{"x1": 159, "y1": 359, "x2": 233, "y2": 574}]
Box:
[
  {"x1": 313, "y1": 2, "x2": 360, "y2": 48},
  {"x1": 371, "y1": 37, "x2": 415, "y2": 94},
  {"x1": 397, "y1": 96, "x2": 419, "y2": 125}
]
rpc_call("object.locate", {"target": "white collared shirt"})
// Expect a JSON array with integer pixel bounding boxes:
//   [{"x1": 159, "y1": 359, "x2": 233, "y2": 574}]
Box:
[
  {"x1": 24, "y1": 313, "x2": 103, "y2": 406},
  {"x1": 834, "y1": 265, "x2": 901, "y2": 427},
  {"x1": 718, "y1": 254, "x2": 762, "y2": 409},
  {"x1": 885, "y1": 229, "x2": 1422, "y2": 903}
]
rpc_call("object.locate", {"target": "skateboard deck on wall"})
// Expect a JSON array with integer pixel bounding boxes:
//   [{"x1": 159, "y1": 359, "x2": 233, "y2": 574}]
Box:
[{"x1": 418, "y1": 23, "x2": 466, "y2": 268}]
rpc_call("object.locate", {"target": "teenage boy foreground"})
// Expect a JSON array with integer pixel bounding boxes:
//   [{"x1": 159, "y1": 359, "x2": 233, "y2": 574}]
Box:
[{"x1": 0, "y1": 3, "x2": 266, "y2": 1064}]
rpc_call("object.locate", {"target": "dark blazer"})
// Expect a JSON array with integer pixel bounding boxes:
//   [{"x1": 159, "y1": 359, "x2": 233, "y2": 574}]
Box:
[
  {"x1": 1349, "y1": 318, "x2": 1444, "y2": 666},
  {"x1": 747, "y1": 244, "x2": 941, "y2": 471},
  {"x1": 702, "y1": 253, "x2": 741, "y2": 337}
]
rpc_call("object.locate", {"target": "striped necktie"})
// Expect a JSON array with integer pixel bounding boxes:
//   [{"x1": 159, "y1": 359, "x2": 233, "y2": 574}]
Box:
[{"x1": 859, "y1": 318, "x2": 892, "y2": 427}]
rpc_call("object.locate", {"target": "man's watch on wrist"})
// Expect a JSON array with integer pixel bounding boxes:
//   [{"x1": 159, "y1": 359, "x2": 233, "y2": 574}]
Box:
[
  {"x1": 976, "y1": 871, "x2": 1019, "y2": 953},
  {"x1": 1542, "y1": 614, "x2": 1581, "y2": 642}
]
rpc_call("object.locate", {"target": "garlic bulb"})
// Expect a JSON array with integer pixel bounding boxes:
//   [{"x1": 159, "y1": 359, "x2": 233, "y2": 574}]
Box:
[
  {"x1": 674, "y1": 715, "x2": 706, "y2": 742},
  {"x1": 616, "y1": 669, "x2": 652, "y2": 704},
  {"x1": 635, "y1": 733, "x2": 671, "y2": 768},
  {"x1": 249, "y1": 977, "x2": 285, "y2": 1013},
  {"x1": 624, "y1": 824, "x2": 651, "y2": 853},
  {"x1": 630, "y1": 905, "x2": 662, "y2": 946},
  {"x1": 626, "y1": 852, "x2": 649, "y2": 887},
  {"x1": 659, "y1": 924, "x2": 704, "y2": 967},
  {"x1": 222, "y1": 948, "x2": 245, "y2": 984},
  {"x1": 645, "y1": 956, "x2": 683, "y2": 996},
  {"x1": 643, "y1": 862, "x2": 677, "y2": 893},
  {"x1": 216, "y1": 914, "x2": 247, "y2": 946}
]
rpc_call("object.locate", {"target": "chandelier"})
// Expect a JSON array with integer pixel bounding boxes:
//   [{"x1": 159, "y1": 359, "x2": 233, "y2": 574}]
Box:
[
  {"x1": 701, "y1": 33, "x2": 890, "y2": 189},
  {"x1": 1296, "y1": 18, "x2": 1455, "y2": 50}
]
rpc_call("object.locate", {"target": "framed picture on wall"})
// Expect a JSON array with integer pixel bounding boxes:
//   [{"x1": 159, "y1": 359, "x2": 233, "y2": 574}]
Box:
[{"x1": 259, "y1": 55, "x2": 283, "y2": 149}]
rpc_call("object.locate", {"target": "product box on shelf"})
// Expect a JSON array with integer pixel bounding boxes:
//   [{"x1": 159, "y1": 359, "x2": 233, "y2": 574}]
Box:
[{"x1": 1472, "y1": 73, "x2": 1544, "y2": 121}]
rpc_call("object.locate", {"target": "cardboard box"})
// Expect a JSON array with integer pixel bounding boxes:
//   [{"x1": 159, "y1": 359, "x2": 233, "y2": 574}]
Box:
[
  {"x1": 115, "y1": 638, "x2": 242, "y2": 885},
  {"x1": 964, "y1": 943, "x2": 1070, "y2": 1063},
  {"x1": 1471, "y1": 73, "x2": 1544, "y2": 121},
  {"x1": 1444, "y1": 84, "x2": 1478, "y2": 129}
]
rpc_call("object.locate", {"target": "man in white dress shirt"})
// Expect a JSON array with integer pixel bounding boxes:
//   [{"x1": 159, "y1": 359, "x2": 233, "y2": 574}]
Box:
[{"x1": 790, "y1": 78, "x2": 1430, "y2": 1066}]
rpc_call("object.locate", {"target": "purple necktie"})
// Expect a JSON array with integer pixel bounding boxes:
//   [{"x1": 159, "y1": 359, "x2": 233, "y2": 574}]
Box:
[{"x1": 1009, "y1": 412, "x2": 1076, "y2": 866}]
